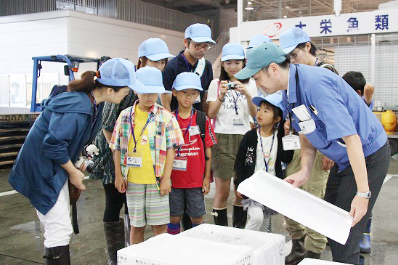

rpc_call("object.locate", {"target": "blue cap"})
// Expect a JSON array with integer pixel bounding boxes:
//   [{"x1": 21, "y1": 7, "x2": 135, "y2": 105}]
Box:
[
  {"x1": 173, "y1": 72, "x2": 203, "y2": 91},
  {"x1": 97, "y1": 58, "x2": 144, "y2": 91},
  {"x1": 235, "y1": 42, "x2": 286, "y2": 80},
  {"x1": 134, "y1": 67, "x2": 166, "y2": 94},
  {"x1": 221, "y1": 43, "x2": 245, "y2": 61},
  {"x1": 185, "y1": 23, "x2": 215, "y2": 44},
  {"x1": 138, "y1": 38, "x2": 174, "y2": 61},
  {"x1": 252, "y1": 93, "x2": 284, "y2": 113},
  {"x1": 279, "y1": 27, "x2": 311, "y2": 54},
  {"x1": 247, "y1": 35, "x2": 272, "y2": 49}
]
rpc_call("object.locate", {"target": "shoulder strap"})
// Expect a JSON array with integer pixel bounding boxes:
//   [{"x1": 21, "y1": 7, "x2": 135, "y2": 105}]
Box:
[
  {"x1": 195, "y1": 110, "x2": 209, "y2": 160},
  {"x1": 194, "y1": 58, "x2": 206, "y2": 77}
]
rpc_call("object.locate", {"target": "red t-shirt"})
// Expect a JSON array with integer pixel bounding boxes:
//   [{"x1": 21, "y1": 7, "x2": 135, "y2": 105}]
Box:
[{"x1": 171, "y1": 111, "x2": 217, "y2": 188}]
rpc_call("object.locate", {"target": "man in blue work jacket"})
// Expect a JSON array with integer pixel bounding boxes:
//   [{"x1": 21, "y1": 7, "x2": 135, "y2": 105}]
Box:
[{"x1": 235, "y1": 42, "x2": 390, "y2": 265}]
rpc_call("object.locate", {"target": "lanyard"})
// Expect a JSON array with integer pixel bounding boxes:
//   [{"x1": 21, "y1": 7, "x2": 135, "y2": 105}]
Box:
[
  {"x1": 90, "y1": 91, "x2": 99, "y2": 128},
  {"x1": 130, "y1": 107, "x2": 153, "y2": 153},
  {"x1": 230, "y1": 90, "x2": 240, "y2": 115},
  {"x1": 259, "y1": 128, "x2": 276, "y2": 172},
  {"x1": 175, "y1": 109, "x2": 194, "y2": 157}
]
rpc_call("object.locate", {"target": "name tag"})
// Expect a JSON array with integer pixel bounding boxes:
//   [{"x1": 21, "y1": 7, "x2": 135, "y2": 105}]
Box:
[
  {"x1": 298, "y1": 119, "x2": 316, "y2": 134},
  {"x1": 127, "y1": 152, "x2": 143, "y2": 167},
  {"x1": 282, "y1": 135, "x2": 301, "y2": 150},
  {"x1": 173, "y1": 157, "x2": 188, "y2": 171},
  {"x1": 189, "y1": 125, "x2": 200, "y2": 136},
  {"x1": 230, "y1": 116, "x2": 244, "y2": 126}
]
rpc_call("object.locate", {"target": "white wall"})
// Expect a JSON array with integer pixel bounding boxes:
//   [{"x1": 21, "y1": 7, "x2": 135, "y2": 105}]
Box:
[{"x1": 0, "y1": 10, "x2": 185, "y2": 109}]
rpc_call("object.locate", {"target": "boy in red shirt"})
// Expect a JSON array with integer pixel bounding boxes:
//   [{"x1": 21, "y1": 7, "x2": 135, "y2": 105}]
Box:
[{"x1": 167, "y1": 72, "x2": 217, "y2": 234}]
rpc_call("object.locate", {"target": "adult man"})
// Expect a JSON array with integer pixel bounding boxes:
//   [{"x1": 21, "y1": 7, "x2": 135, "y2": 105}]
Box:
[
  {"x1": 161, "y1": 23, "x2": 215, "y2": 112},
  {"x1": 235, "y1": 42, "x2": 390, "y2": 265}
]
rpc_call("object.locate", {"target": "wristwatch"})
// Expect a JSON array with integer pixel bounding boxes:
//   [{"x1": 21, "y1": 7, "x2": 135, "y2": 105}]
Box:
[{"x1": 356, "y1": 190, "x2": 371, "y2": 199}]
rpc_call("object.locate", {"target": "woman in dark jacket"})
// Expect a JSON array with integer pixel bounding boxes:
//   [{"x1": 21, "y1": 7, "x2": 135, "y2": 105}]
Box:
[
  {"x1": 234, "y1": 93, "x2": 293, "y2": 231},
  {"x1": 8, "y1": 58, "x2": 142, "y2": 265}
]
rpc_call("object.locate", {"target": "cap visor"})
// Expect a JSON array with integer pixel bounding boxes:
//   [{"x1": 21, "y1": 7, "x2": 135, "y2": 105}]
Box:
[
  {"x1": 252, "y1": 96, "x2": 266, "y2": 107},
  {"x1": 282, "y1": 44, "x2": 297, "y2": 54},
  {"x1": 191, "y1": 37, "x2": 216, "y2": 44},
  {"x1": 127, "y1": 80, "x2": 145, "y2": 91},
  {"x1": 174, "y1": 85, "x2": 203, "y2": 91},
  {"x1": 235, "y1": 66, "x2": 262, "y2": 80},
  {"x1": 221, "y1": 55, "x2": 245, "y2": 61},
  {"x1": 132, "y1": 84, "x2": 166, "y2": 94},
  {"x1": 146, "y1": 53, "x2": 175, "y2": 61}
]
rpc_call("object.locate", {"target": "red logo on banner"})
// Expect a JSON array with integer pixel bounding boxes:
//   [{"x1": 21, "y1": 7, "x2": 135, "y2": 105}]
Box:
[{"x1": 263, "y1": 22, "x2": 282, "y2": 38}]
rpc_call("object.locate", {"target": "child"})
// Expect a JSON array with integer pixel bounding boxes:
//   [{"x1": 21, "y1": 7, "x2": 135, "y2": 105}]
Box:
[
  {"x1": 167, "y1": 72, "x2": 217, "y2": 235},
  {"x1": 234, "y1": 93, "x2": 293, "y2": 232},
  {"x1": 110, "y1": 66, "x2": 184, "y2": 244},
  {"x1": 207, "y1": 43, "x2": 257, "y2": 228}
]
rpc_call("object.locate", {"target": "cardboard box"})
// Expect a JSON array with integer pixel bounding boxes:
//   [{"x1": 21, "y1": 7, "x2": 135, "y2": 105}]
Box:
[
  {"x1": 179, "y1": 224, "x2": 285, "y2": 265},
  {"x1": 237, "y1": 171, "x2": 353, "y2": 245},
  {"x1": 117, "y1": 233, "x2": 253, "y2": 265},
  {"x1": 298, "y1": 258, "x2": 351, "y2": 264}
]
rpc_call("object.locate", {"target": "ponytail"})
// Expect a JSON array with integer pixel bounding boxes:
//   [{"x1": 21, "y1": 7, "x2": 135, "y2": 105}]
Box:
[{"x1": 68, "y1": 71, "x2": 105, "y2": 93}]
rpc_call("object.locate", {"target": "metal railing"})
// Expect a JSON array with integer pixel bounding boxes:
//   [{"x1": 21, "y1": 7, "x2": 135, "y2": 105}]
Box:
[{"x1": 0, "y1": 0, "x2": 208, "y2": 32}]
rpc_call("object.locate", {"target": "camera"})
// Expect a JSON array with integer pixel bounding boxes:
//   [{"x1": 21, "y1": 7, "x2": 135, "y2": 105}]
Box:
[
  {"x1": 74, "y1": 144, "x2": 99, "y2": 173},
  {"x1": 226, "y1": 82, "x2": 236, "y2": 90}
]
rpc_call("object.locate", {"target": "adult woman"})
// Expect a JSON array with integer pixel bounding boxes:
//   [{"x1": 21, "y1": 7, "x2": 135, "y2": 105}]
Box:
[
  {"x1": 89, "y1": 38, "x2": 173, "y2": 265},
  {"x1": 207, "y1": 43, "x2": 257, "y2": 228},
  {"x1": 8, "y1": 58, "x2": 140, "y2": 265}
]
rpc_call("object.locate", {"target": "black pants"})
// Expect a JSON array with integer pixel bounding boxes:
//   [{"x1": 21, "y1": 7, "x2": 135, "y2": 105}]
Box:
[
  {"x1": 325, "y1": 142, "x2": 390, "y2": 264},
  {"x1": 103, "y1": 183, "x2": 128, "y2": 222}
]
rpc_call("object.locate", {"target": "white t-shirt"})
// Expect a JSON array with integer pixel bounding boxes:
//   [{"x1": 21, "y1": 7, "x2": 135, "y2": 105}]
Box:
[
  {"x1": 255, "y1": 130, "x2": 278, "y2": 176},
  {"x1": 207, "y1": 78, "x2": 257, "y2": 135}
]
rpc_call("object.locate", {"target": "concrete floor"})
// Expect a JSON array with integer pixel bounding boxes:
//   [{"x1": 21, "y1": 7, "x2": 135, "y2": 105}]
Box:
[{"x1": 1, "y1": 156, "x2": 398, "y2": 265}]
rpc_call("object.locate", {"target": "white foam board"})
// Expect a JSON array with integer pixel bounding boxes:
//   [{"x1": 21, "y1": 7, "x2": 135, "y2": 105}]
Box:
[
  {"x1": 237, "y1": 171, "x2": 353, "y2": 245},
  {"x1": 298, "y1": 258, "x2": 351, "y2": 264},
  {"x1": 179, "y1": 224, "x2": 285, "y2": 265},
  {"x1": 117, "y1": 233, "x2": 253, "y2": 265}
]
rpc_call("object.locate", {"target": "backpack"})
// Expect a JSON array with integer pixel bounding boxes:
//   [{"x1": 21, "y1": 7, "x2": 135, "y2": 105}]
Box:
[{"x1": 195, "y1": 110, "x2": 209, "y2": 161}]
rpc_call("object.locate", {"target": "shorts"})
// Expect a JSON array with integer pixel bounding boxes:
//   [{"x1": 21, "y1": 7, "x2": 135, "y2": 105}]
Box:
[
  {"x1": 169, "y1": 187, "x2": 206, "y2": 218},
  {"x1": 211, "y1": 133, "x2": 243, "y2": 179},
  {"x1": 126, "y1": 182, "x2": 170, "y2": 227}
]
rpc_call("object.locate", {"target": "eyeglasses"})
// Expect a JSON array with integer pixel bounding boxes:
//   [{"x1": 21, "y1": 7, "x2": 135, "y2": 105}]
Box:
[
  {"x1": 189, "y1": 40, "x2": 212, "y2": 51},
  {"x1": 287, "y1": 49, "x2": 301, "y2": 60}
]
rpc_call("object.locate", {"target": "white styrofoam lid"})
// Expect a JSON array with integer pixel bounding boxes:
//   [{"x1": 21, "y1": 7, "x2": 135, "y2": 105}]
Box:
[
  {"x1": 298, "y1": 258, "x2": 352, "y2": 264},
  {"x1": 237, "y1": 171, "x2": 353, "y2": 245}
]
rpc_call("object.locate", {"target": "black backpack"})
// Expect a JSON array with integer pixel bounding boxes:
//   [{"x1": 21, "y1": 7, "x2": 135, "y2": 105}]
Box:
[{"x1": 195, "y1": 110, "x2": 209, "y2": 161}]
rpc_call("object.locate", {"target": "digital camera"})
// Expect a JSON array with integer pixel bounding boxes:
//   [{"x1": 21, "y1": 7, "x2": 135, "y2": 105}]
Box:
[{"x1": 74, "y1": 144, "x2": 99, "y2": 173}]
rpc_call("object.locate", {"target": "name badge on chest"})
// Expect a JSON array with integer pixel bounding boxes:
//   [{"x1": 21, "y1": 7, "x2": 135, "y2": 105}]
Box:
[
  {"x1": 127, "y1": 152, "x2": 143, "y2": 168},
  {"x1": 230, "y1": 116, "x2": 245, "y2": 126},
  {"x1": 282, "y1": 135, "x2": 301, "y2": 150},
  {"x1": 173, "y1": 156, "x2": 188, "y2": 171},
  {"x1": 189, "y1": 125, "x2": 200, "y2": 136}
]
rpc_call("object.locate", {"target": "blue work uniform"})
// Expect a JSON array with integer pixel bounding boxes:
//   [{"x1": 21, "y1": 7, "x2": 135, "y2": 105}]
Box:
[{"x1": 282, "y1": 64, "x2": 387, "y2": 171}]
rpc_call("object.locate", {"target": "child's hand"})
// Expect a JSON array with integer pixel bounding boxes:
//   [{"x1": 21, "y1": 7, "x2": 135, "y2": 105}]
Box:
[
  {"x1": 234, "y1": 189, "x2": 243, "y2": 199},
  {"x1": 115, "y1": 175, "x2": 127, "y2": 193},
  {"x1": 202, "y1": 178, "x2": 210, "y2": 195},
  {"x1": 234, "y1": 81, "x2": 249, "y2": 97},
  {"x1": 160, "y1": 177, "x2": 171, "y2": 196},
  {"x1": 219, "y1": 80, "x2": 229, "y2": 99}
]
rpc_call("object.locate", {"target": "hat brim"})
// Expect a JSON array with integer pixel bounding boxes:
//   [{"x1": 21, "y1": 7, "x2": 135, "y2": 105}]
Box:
[
  {"x1": 190, "y1": 37, "x2": 216, "y2": 44},
  {"x1": 252, "y1": 96, "x2": 267, "y2": 107},
  {"x1": 221, "y1": 54, "x2": 245, "y2": 61},
  {"x1": 146, "y1": 53, "x2": 175, "y2": 61},
  {"x1": 282, "y1": 44, "x2": 297, "y2": 54},
  {"x1": 132, "y1": 84, "x2": 166, "y2": 94},
  {"x1": 174, "y1": 85, "x2": 203, "y2": 91},
  {"x1": 127, "y1": 80, "x2": 145, "y2": 91},
  {"x1": 235, "y1": 66, "x2": 262, "y2": 80}
]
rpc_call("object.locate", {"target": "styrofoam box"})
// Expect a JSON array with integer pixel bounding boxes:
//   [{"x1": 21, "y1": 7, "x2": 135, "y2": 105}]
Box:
[
  {"x1": 237, "y1": 171, "x2": 353, "y2": 245},
  {"x1": 298, "y1": 258, "x2": 351, "y2": 265},
  {"x1": 117, "y1": 233, "x2": 253, "y2": 265},
  {"x1": 179, "y1": 224, "x2": 285, "y2": 265}
]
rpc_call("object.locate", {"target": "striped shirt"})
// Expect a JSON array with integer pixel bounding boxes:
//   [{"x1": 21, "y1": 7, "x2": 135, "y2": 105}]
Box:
[{"x1": 110, "y1": 102, "x2": 184, "y2": 179}]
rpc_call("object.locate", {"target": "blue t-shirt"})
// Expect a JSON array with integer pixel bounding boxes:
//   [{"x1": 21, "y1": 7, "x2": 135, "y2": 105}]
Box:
[{"x1": 282, "y1": 64, "x2": 386, "y2": 171}]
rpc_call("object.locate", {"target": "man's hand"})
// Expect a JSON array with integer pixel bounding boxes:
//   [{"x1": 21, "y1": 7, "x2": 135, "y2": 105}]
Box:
[
  {"x1": 284, "y1": 170, "x2": 310, "y2": 188},
  {"x1": 69, "y1": 169, "x2": 86, "y2": 190},
  {"x1": 350, "y1": 195, "x2": 369, "y2": 227},
  {"x1": 322, "y1": 156, "x2": 334, "y2": 171}
]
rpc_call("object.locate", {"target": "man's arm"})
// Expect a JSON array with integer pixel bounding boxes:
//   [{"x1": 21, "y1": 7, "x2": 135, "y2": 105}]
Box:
[
  {"x1": 343, "y1": 134, "x2": 369, "y2": 227},
  {"x1": 284, "y1": 134, "x2": 316, "y2": 187},
  {"x1": 363, "y1": 83, "x2": 374, "y2": 107}
]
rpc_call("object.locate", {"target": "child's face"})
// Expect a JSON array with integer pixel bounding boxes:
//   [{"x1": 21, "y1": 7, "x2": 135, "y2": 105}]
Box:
[
  {"x1": 172, "y1": 89, "x2": 200, "y2": 109},
  {"x1": 256, "y1": 103, "x2": 281, "y2": 127},
  {"x1": 136, "y1": 93, "x2": 158, "y2": 110},
  {"x1": 222, "y1": 60, "x2": 244, "y2": 79},
  {"x1": 145, "y1": 59, "x2": 166, "y2": 71}
]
